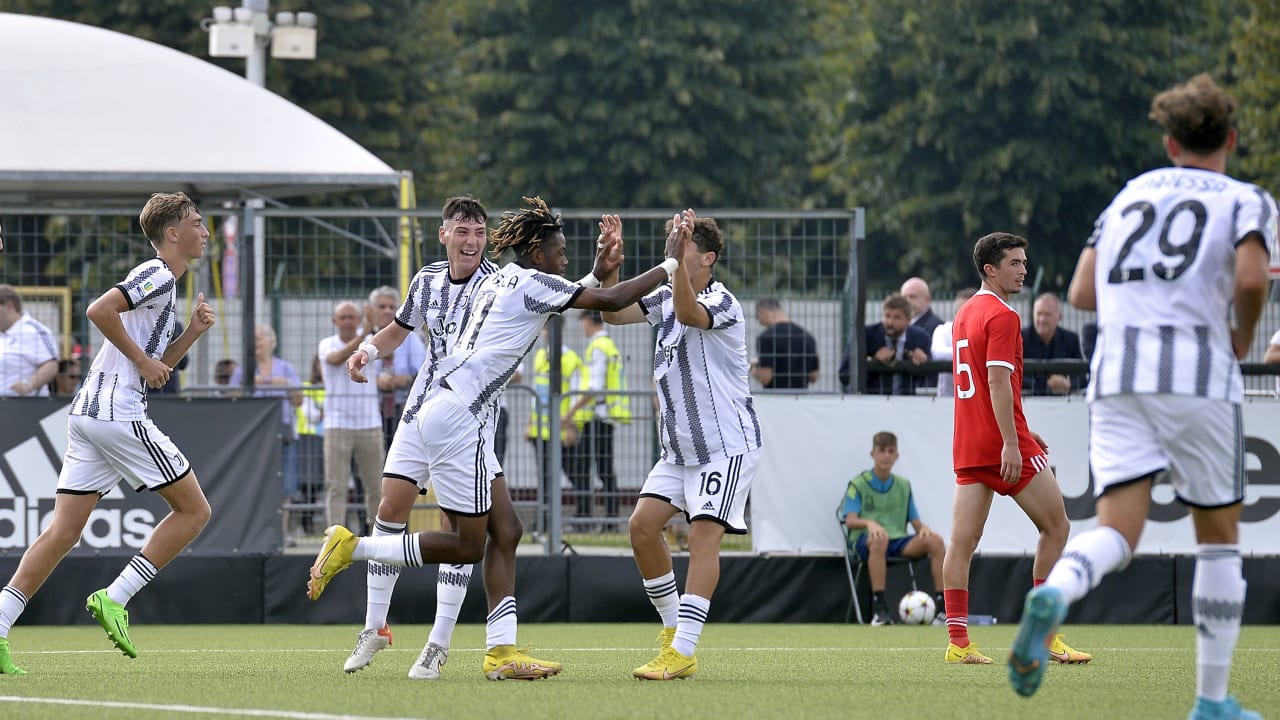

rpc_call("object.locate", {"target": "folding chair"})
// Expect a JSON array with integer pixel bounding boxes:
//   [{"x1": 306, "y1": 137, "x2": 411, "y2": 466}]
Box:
[{"x1": 840, "y1": 522, "x2": 918, "y2": 624}]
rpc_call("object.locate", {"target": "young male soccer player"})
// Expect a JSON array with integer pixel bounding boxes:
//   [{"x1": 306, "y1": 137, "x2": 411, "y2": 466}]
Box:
[
  {"x1": 0, "y1": 192, "x2": 216, "y2": 674},
  {"x1": 942, "y1": 232, "x2": 1090, "y2": 666},
  {"x1": 307, "y1": 196, "x2": 689, "y2": 680},
  {"x1": 601, "y1": 210, "x2": 762, "y2": 680},
  {"x1": 1008, "y1": 75, "x2": 1275, "y2": 720}
]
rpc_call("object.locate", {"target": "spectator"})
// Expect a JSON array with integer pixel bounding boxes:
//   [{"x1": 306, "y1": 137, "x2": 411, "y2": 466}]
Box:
[
  {"x1": 901, "y1": 277, "x2": 944, "y2": 336},
  {"x1": 214, "y1": 358, "x2": 237, "y2": 386},
  {"x1": 158, "y1": 320, "x2": 190, "y2": 395},
  {"x1": 227, "y1": 324, "x2": 303, "y2": 507},
  {"x1": 367, "y1": 285, "x2": 425, "y2": 450},
  {"x1": 51, "y1": 357, "x2": 82, "y2": 397},
  {"x1": 840, "y1": 293, "x2": 931, "y2": 395},
  {"x1": 751, "y1": 298, "x2": 819, "y2": 390},
  {"x1": 566, "y1": 310, "x2": 630, "y2": 524},
  {"x1": 295, "y1": 354, "x2": 325, "y2": 533},
  {"x1": 1265, "y1": 329, "x2": 1280, "y2": 395},
  {"x1": 838, "y1": 430, "x2": 946, "y2": 626},
  {"x1": 526, "y1": 327, "x2": 584, "y2": 530},
  {"x1": 1022, "y1": 293, "x2": 1084, "y2": 396},
  {"x1": 319, "y1": 301, "x2": 385, "y2": 533},
  {"x1": 931, "y1": 288, "x2": 978, "y2": 397},
  {"x1": 0, "y1": 284, "x2": 58, "y2": 397}
]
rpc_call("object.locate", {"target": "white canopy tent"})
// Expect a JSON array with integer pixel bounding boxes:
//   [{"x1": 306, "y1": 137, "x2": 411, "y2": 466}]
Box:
[{"x1": 0, "y1": 12, "x2": 402, "y2": 204}]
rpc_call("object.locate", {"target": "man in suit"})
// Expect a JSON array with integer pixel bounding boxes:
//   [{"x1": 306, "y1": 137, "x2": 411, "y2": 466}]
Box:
[
  {"x1": 901, "y1": 277, "x2": 944, "y2": 337},
  {"x1": 1022, "y1": 293, "x2": 1084, "y2": 396},
  {"x1": 840, "y1": 293, "x2": 932, "y2": 394}
]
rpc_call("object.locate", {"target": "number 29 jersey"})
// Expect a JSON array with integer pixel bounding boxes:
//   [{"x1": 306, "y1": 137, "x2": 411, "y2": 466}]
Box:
[
  {"x1": 951, "y1": 290, "x2": 1040, "y2": 472},
  {"x1": 1087, "y1": 167, "x2": 1277, "y2": 402}
]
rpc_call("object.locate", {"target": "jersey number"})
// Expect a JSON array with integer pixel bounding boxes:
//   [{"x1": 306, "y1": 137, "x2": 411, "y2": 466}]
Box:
[
  {"x1": 1106, "y1": 199, "x2": 1206, "y2": 284},
  {"x1": 954, "y1": 339, "x2": 975, "y2": 399},
  {"x1": 699, "y1": 471, "x2": 723, "y2": 496}
]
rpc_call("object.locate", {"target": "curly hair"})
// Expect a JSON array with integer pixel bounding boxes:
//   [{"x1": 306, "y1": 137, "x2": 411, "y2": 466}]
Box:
[
  {"x1": 489, "y1": 196, "x2": 564, "y2": 260},
  {"x1": 1149, "y1": 74, "x2": 1236, "y2": 154}
]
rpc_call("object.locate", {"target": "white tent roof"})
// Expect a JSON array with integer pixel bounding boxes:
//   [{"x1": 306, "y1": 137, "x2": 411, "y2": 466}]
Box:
[{"x1": 0, "y1": 13, "x2": 401, "y2": 204}]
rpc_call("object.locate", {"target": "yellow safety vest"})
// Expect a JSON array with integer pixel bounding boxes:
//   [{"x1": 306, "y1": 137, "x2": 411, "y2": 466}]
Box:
[
  {"x1": 528, "y1": 346, "x2": 584, "y2": 441},
  {"x1": 574, "y1": 333, "x2": 631, "y2": 425},
  {"x1": 297, "y1": 382, "x2": 325, "y2": 436}
]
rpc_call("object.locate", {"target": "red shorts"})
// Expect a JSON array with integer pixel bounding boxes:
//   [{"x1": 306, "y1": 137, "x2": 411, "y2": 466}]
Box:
[{"x1": 956, "y1": 452, "x2": 1050, "y2": 496}]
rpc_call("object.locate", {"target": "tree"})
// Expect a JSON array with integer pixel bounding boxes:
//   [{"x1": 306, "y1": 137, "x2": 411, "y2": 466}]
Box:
[{"x1": 1232, "y1": 0, "x2": 1280, "y2": 195}]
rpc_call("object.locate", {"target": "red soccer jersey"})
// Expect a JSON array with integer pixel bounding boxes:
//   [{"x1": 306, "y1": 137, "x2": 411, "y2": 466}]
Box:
[{"x1": 951, "y1": 290, "x2": 1040, "y2": 471}]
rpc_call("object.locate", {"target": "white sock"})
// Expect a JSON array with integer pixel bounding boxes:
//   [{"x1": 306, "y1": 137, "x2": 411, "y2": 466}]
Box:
[
  {"x1": 672, "y1": 593, "x2": 710, "y2": 657},
  {"x1": 106, "y1": 554, "x2": 158, "y2": 607},
  {"x1": 643, "y1": 571, "x2": 680, "y2": 628},
  {"x1": 0, "y1": 586, "x2": 28, "y2": 637},
  {"x1": 428, "y1": 564, "x2": 473, "y2": 648},
  {"x1": 352, "y1": 531, "x2": 423, "y2": 568},
  {"x1": 485, "y1": 596, "x2": 517, "y2": 650},
  {"x1": 364, "y1": 519, "x2": 406, "y2": 631},
  {"x1": 1045, "y1": 526, "x2": 1132, "y2": 603},
  {"x1": 1193, "y1": 544, "x2": 1245, "y2": 703}
]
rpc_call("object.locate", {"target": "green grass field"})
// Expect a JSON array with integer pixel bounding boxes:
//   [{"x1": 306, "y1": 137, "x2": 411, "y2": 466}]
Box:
[{"x1": 2, "y1": 623, "x2": 1276, "y2": 719}]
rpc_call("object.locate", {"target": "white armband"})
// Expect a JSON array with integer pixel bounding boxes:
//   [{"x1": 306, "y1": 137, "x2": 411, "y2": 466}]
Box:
[
  {"x1": 660, "y1": 258, "x2": 679, "y2": 277},
  {"x1": 357, "y1": 342, "x2": 379, "y2": 362},
  {"x1": 580, "y1": 272, "x2": 601, "y2": 288}
]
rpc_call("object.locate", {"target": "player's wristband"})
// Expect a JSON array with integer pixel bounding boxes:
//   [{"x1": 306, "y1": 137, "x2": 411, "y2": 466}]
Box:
[
  {"x1": 660, "y1": 258, "x2": 679, "y2": 277},
  {"x1": 580, "y1": 272, "x2": 601, "y2": 288},
  {"x1": 357, "y1": 342, "x2": 379, "y2": 362}
]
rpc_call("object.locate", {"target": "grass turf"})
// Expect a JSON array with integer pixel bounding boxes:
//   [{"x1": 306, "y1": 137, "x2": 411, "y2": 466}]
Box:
[{"x1": 1, "y1": 623, "x2": 1276, "y2": 719}]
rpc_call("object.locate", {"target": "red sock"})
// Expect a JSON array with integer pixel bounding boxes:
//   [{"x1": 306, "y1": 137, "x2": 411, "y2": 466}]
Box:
[
  {"x1": 1033, "y1": 578, "x2": 1046, "y2": 587},
  {"x1": 944, "y1": 589, "x2": 969, "y2": 647}
]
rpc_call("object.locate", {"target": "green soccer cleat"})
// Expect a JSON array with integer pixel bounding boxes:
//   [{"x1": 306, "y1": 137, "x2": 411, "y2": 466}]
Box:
[
  {"x1": 0, "y1": 637, "x2": 28, "y2": 674},
  {"x1": 1008, "y1": 585, "x2": 1067, "y2": 697},
  {"x1": 86, "y1": 589, "x2": 137, "y2": 658},
  {"x1": 307, "y1": 525, "x2": 357, "y2": 601}
]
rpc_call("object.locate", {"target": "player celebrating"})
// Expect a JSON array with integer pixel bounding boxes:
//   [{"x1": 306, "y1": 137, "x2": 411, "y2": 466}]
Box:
[
  {"x1": 1009, "y1": 75, "x2": 1274, "y2": 720},
  {"x1": 306, "y1": 196, "x2": 689, "y2": 680},
  {"x1": 941, "y1": 232, "x2": 1091, "y2": 666}
]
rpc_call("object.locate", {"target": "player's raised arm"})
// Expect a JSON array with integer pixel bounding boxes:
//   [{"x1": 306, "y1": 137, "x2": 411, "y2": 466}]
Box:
[{"x1": 579, "y1": 213, "x2": 688, "y2": 314}]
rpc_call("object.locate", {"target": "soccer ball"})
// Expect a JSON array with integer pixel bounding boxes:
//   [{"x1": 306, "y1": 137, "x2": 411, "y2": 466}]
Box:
[{"x1": 898, "y1": 590, "x2": 936, "y2": 625}]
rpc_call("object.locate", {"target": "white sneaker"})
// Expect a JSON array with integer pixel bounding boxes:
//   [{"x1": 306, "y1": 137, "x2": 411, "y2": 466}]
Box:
[
  {"x1": 408, "y1": 642, "x2": 448, "y2": 680},
  {"x1": 343, "y1": 624, "x2": 393, "y2": 673}
]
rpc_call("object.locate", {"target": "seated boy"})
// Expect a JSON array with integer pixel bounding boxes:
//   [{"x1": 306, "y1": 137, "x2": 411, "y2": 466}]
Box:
[{"x1": 837, "y1": 431, "x2": 946, "y2": 625}]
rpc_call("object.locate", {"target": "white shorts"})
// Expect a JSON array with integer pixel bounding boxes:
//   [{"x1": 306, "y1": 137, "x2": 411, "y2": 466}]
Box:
[
  {"x1": 410, "y1": 391, "x2": 492, "y2": 516},
  {"x1": 384, "y1": 411, "x2": 502, "y2": 493},
  {"x1": 639, "y1": 449, "x2": 758, "y2": 534},
  {"x1": 1089, "y1": 394, "x2": 1244, "y2": 508},
  {"x1": 58, "y1": 415, "x2": 191, "y2": 495}
]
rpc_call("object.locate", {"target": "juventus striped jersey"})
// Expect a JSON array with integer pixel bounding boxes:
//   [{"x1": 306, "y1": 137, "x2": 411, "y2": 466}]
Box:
[
  {"x1": 70, "y1": 258, "x2": 178, "y2": 420},
  {"x1": 639, "y1": 279, "x2": 762, "y2": 465},
  {"x1": 0, "y1": 312, "x2": 57, "y2": 397},
  {"x1": 395, "y1": 258, "x2": 499, "y2": 425},
  {"x1": 1086, "y1": 167, "x2": 1278, "y2": 402},
  {"x1": 435, "y1": 263, "x2": 584, "y2": 424}
]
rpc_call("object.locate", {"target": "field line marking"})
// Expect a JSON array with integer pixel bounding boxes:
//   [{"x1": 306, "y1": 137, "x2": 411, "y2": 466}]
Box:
[{"x1": 0, "y1": 696, "x2": 423, "y2": 720}]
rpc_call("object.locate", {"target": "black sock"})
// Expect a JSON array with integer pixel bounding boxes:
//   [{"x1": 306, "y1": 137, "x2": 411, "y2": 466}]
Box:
[
  {"x1": 935, "y1": 592, "x2": 945, "y2": 613},
  {"x1": 872, "y1": 591, "x2": 887, "y2": 608}
]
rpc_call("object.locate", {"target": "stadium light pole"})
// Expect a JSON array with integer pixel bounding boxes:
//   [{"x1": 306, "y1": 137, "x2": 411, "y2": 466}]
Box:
[{"x1": 201, "y1": 1, "x2": 318, "y2": 391}]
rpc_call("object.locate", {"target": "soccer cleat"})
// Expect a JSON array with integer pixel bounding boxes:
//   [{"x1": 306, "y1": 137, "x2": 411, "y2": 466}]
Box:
[
  {"x1": 86, "y1": 589, "x2": 137, "y2": 658},
  {"x1": 408, "y1": 641, "x2": 448, "y2": 680},
  {"x1": 482, "y1": 645, "x2": 562, "y2": 680},
  {"x1": 633, "y1": 645, "x2": 697, "y2": 680},
  {"x1": 944, "y1": 642, "x2": 993, "y2": 664},
  {"x1": 871, "y1": 610, "x2": 896, "y2": 626},
  {"x1": 1188, "y1": 695, "x2": 1262, "y2": 720},
  {"x1": 0, "y1": 637, "x2": 27, "y2": 675},
  {"x1": 343, "y1": 624, "x2": 393, "y2": 673},
  {"x1": 307, "y1": 525, "x2": 357, "y2": 601},
  {"x1": 1007, "y1": 585, "x2": 1068, "y2": 697},
  {"x1": 656, "y1": 627, "x2": 675, "y2": 649},
  {"x1": 1047, "y1": 632, "x2": 1091, "y2": 664}
]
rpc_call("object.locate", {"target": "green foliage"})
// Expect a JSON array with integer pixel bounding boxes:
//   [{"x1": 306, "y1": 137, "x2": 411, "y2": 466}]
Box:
[{"x1": 1232, "y1": 0, "x2": 1280, "y2": 193}]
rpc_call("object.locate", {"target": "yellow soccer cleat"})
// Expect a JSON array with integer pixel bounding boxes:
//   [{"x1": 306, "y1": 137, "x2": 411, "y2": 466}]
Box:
[
  {"x1": 656, "y1": 626, "x2": 675, "y2": 649},
  {"x1": 1047, "y1": 633, "x2": 1092, "y2": 664},
  {"x1": 483, "y1": 645, "x2": 562, "y2": 680},
  {"x1": 945, "y1": 642, "x2": 994, "y2": 664},
  {"x1": 633, "y1": 645, "x2": 698, "y2": 680},
  {"x1": 307, "y1": 525, "x2": 357, "y2": 601}
]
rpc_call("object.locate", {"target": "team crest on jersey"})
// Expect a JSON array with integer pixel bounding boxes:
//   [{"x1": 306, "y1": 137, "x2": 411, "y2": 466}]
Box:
[{"x1": 140, "y1": 279, "x2": 156, "y2": 294}]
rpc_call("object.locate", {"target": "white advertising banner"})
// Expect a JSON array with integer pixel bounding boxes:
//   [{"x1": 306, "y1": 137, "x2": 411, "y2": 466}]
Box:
[{"x1": 750, "y1": 395, "x2": 1280, "y2": 555}]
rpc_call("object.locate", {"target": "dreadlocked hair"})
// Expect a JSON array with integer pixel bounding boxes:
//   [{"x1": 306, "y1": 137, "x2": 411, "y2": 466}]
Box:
[{"x1": 489, "y1": 196, "x2": 564, "y2": 260}]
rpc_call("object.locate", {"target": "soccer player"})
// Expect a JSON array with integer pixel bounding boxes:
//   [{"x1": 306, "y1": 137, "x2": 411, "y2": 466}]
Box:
[
  {"x1": 941, "y1": 232, "x2": 1091, "y2": 666},
  {"x1": 307, "y1": 196, "x2": 688, "y2": 680},
  {"x1": 1009, "y1": 75, "x2": 1275, "y2": 720},
  {"x1": 601, "y1": 210, "x2": 762, "y2": 681},
  {"x1": 0, "y1": 192, "x2": 216, "y2": 674}
]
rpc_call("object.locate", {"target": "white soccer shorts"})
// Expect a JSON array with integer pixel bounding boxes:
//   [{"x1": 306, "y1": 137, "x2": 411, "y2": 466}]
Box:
[
  {"x1": 1089, "y1": 394, "x2": 1244, "y2": 508},
  {"x1": 639, "y1": 449, "x2": 758, "y2": 534},
  {"x1": 410, "y1": 391, "x2": 492, "y2": 516},
  {"x1": 58, "y1": 415, "x2": 191, "y2": 495},
  {"x1": 384, "y1": 410, "x2": 501, "y2": 493}
]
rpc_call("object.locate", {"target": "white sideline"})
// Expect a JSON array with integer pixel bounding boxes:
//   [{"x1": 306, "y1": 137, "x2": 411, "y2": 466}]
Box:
[{"x1": 0, "y1": 696, "x2": 423, "y2": 720}]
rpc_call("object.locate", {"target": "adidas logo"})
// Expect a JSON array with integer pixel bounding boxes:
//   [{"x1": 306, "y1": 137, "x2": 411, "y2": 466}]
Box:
[{"x1": 700, "y1": 501, "x2": 715, "y2": 511}]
